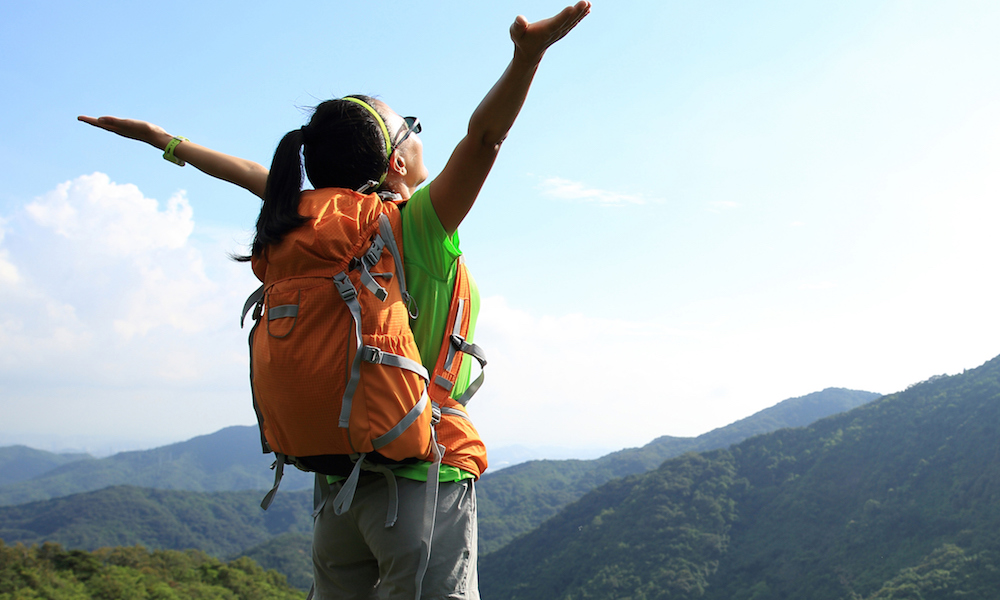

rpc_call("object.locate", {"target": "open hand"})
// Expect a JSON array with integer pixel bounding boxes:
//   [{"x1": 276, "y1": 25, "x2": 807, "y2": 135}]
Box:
[
  {"x1": 510, "y1": 1, "x2": 591, "y2": 61},
  {"x1": 78, "y1": 115, "x2": 173, "y2": 150}
]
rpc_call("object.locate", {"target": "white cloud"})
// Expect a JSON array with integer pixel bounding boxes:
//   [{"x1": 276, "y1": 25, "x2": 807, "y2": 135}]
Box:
[
  {"x1": 0, "y1": 218, "x2": 20, "y2": 285},
  {"x1": 0, "y1": 174, "x2": 261, "y2": 442},
  {"x1": 26, "y1": 172, "x2": 193, "y2": 255},
  {"x1": 469, "y1": 295, "x2": 736, "y2": 449},
  {"x1": 539, "y1": 176, "x2": 650, "y2": 206}
]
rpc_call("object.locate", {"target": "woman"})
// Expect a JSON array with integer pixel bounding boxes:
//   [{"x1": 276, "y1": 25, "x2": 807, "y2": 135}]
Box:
[{"x1": 80, "y1": 4, "x2": 590, "y2": 599}]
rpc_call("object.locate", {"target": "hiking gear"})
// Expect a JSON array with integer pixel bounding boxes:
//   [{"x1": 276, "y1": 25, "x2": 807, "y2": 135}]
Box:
[
  {"x1": 392, "y1": 116, "x2": 422, "y2": 149},
  {"x1": 162, "y1": 136, "x2": 188, "y2": 166},
  {"x1": 241, "y1": 188, "x2": 436, "y2": 510}
]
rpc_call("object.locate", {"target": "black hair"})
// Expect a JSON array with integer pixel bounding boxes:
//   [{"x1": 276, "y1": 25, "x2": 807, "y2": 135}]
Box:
[{"x1": 235, "y1": 95, "x2": 391, "y2": 261}]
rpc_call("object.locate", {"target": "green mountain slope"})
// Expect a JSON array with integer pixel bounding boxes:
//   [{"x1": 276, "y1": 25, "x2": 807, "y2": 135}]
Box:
[
  {"x1": 0, "y1": 541, "x2": 305, "y2": 599},
  {"x1": 476, "y1": 387, "x2": 879, "y2": 553},
  {"x1": 0, "y1": 426, "x2": 312, "y2": 506},
  {"x1": 0, "y1": 446, "x2": 92, "y2": 486},
  {"x1": 0, "y1": 486, "x2": 313, "y2": 558},
  {"x1": 239, "y1": 532, "x2": 314, "y2": 591},
  {"x1": 480, "y1": 356, "x2": 1000, "y2": 599}
]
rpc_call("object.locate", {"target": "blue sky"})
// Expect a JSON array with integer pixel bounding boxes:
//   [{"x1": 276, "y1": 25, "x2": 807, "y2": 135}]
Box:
[{"x1": 2, "y1": 1, "x2": 999, "y2": 456}]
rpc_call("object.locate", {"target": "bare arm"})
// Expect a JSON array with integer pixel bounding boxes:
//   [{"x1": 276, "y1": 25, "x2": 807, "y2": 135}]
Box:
[
  {"x1": 429, "y1": 1, "x2": 590, "y2": 234},
  {"x1": 78, "y1": 115, "x2": 269, "y2": 199}
]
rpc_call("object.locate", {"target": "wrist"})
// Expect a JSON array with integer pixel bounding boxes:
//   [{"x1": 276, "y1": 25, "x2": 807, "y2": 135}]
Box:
[
  {"x1": 512, "y1": 47, "x2": 545, "y2": 68},
  {"x1": 151, "y1": 131, "x2": 175, "y2": 151},
  {"x1": 163, "y1": 136, "x2": 189, "y2": 166}
]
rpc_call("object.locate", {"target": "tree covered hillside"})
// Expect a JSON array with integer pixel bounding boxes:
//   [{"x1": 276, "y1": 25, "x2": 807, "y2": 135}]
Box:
[
  {"x1": 480, "y1": 355, "x2": 1000, "y2": 599},
  {"x1": 0, "y1": 540, "x2": 305, "y2": 599},
  {"x1": 0, "y1": 486, "x2": 313, "y2": 558},
  {"x1": 477, "y1": 387, "x2": 878, "y2": 553}
]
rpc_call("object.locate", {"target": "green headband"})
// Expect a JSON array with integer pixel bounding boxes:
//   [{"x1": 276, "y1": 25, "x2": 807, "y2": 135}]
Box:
[{"x1": 343, "y1": 96, "x2": 392, "y2": 186}]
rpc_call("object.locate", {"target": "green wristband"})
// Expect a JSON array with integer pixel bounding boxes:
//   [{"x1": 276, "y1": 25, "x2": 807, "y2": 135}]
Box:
[{"x1": 163, "y1": 136, "x2": 189, "y2": 166}]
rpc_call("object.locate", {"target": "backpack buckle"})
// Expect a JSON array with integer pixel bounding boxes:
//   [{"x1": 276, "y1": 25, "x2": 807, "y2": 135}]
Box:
[
  {"x1": 361, "y1": 345, "x2": 384, "y2": 364},
  {"x1": 333, "y1": 273, "x2": 357, "y2": 302}
]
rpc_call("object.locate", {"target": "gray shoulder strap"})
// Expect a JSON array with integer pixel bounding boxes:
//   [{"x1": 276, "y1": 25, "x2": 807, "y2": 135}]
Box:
[
  {"x1": 334, "y1": 272, "x2": 364, "y2": 428},
  {"x1": 378, "y1": 213, "x2": 418, "y2": 319}
]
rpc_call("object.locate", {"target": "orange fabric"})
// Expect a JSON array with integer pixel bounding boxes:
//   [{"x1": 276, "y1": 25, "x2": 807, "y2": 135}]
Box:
[
  {"x1": 250, "y1": 189, "x2": 433, "y2": 462},
  {"x1": 427, "y1": 260, "x2": 488, "y2": 477}
]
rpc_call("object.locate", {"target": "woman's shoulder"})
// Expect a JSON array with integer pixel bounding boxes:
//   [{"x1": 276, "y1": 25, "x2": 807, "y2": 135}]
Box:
[{"x1": 401, "y1": 185, "x2": 463, "y2": 273}]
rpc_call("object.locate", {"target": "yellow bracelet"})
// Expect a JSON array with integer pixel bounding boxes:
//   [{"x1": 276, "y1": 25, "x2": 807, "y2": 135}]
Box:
[{"x1": 163, "y1": 136, "x2": 189, "y2": 166}]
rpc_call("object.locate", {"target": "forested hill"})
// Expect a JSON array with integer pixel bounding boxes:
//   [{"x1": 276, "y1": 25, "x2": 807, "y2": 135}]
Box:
[
  {"x1": 0, "y1": 426, "x2": 312, "y2": 506},
  {"x1": 477, "y1": 387, "x2": 879, "y2": 553},
  {"x1": 0, "y1": 486, "x2": 313, "y2": 558},
  {"x1": 480, "y1": 355, "x2": 1000, "y2": 599},
  {"x1": 0, "y1": 541, "x2": 305, "y2": 599},
  {"x1": 0, "y1": 446, "x2": 91, "y2": 487}
]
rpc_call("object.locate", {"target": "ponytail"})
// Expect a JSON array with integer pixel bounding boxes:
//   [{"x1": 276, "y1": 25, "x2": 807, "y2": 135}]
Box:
[{"x1": 234, "y1": 128, "x2": 309, "y2": 261}]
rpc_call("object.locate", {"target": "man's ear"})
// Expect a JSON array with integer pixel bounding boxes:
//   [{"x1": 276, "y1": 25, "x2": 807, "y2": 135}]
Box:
[{"x1": 389, "y1": 152, "x2": 407, "y2": 177}]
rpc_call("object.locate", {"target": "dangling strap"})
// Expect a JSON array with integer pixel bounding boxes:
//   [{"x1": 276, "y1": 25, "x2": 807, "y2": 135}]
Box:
[
  {"x1": 414, "y1": 432, "x2": 445, "y2": 600},
  {"x1": 369, "y1": 464, "x2": 401, "y2": 528},
  {"x1": 312, "y1": 473, "x2": 333, "y2": 518},
  {"x1": 260, "y1": 453, "x2": 286, "y2": 510},
  {"x1": 332, "y1": 452, "x2": 368, "y2": 516}
]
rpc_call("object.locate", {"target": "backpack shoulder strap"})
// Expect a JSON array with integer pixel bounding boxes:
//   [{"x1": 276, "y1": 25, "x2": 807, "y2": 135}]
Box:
[{"x1": 428, "y1": 257, "x2": 486, "y2": 406}]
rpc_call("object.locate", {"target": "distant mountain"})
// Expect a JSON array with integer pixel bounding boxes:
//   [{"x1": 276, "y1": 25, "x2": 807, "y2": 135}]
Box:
[
  {"x1": 0, "y1": 445, "x2": 91, "y2": 486},
  {"x1": 479, "y1": 357, "x2": 1000, "y2": 599},
  {"x1": 0, "y1": 426, "x2": 312, "y2": 506},
  {"x1": 476, "y1": 387, "x2": 879, "y2": 553},
  {"x1": 0, "y1": 485, "x2": 313, "y2": 558}
]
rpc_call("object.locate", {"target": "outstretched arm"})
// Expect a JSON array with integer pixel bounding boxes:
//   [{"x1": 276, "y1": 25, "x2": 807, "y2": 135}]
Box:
[
  {"x1": 429, "y1": 1, "x2": 590, "y2": 234},
  {"x1": 78, "y1": 115, "x2": 269, "y2": 199}
]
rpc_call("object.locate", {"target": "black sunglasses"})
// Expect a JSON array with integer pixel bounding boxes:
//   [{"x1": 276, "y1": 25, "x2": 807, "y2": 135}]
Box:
[{"x1": 392, "y1": 116, "x2": 422, "y2": 150}]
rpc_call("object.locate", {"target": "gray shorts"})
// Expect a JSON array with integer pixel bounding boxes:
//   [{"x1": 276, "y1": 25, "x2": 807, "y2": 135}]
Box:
[{"x1": 312, "y1": 475, "x2": 480, "y2": 600}]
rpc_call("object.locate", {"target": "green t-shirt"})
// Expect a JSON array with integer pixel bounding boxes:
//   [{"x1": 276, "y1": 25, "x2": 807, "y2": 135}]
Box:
[
  {"x1": 330, "y1": 186, "x2": 481, "y2": 483},
  {"x1": 402, "y1": 185, "x2": 481, "y2": 389}
]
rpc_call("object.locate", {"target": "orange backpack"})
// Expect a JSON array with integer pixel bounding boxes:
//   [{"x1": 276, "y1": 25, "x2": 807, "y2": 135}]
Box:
[{"x1": 240, "y1": 187, "x2": 487, "y2": 509}]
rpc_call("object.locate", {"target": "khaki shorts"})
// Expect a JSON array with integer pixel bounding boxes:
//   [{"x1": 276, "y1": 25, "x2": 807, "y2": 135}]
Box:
[{"x1": 312, "y1": 475, "x2": 479, "y2": 600}]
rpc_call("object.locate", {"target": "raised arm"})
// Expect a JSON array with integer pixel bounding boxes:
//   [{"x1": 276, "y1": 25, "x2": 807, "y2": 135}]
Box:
[
  {"x1": 428, "y1": 1, "x2": 590, "y2": 234},
  {"x1": 78, "y1": 115, "x2": 269, "y2": 199}
]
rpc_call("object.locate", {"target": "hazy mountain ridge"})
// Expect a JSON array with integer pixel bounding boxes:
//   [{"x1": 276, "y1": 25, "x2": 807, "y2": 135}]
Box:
[
  {"x1": 476, "y1": 387, "x2": 879, "y2": 553},
  {"x1": 0, "y1": 426, "x2": 313, "y2": 506},
  {"x1": 0, "y1": 446, "x2": 93, "y2": 487},
  {"x1": 479, "y1": 357, "x2": 1000, "y2": 599}
]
